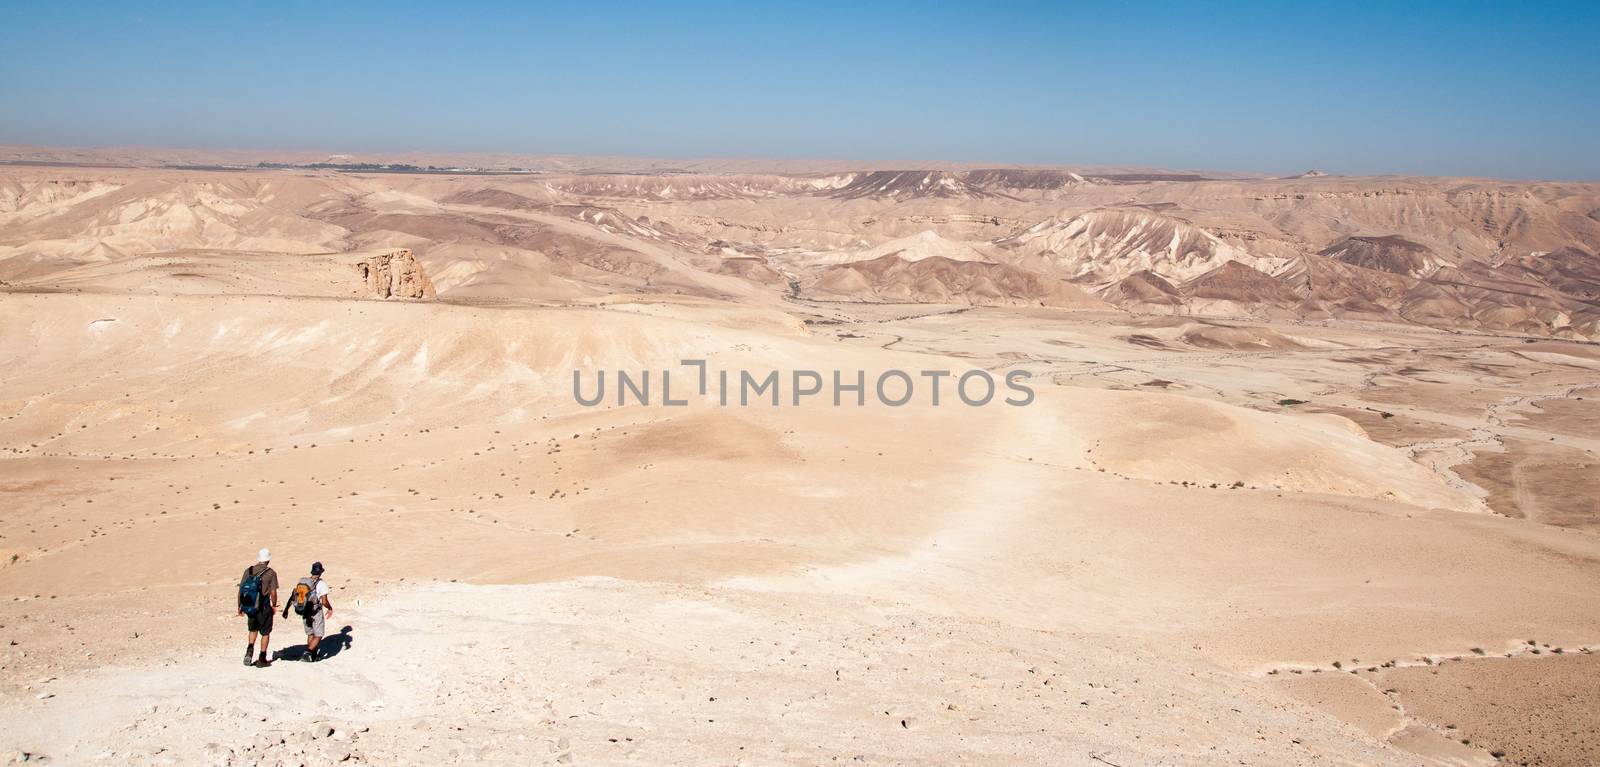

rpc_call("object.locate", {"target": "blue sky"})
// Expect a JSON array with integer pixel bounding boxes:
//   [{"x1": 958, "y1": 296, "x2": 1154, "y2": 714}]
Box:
[{"x1": 1, "y1": 1, "x2": 1596, "y2": 178}]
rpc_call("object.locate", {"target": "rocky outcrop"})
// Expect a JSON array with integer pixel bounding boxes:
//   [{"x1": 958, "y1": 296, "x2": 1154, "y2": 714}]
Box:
[
  {"x1": 355, "y1": 249, "x2": 436, "y2": 300},
  {"x1": 716, "y1": 256, "x2": 789, "y2": 286},
  {"x1": 1319, "y1": 235, "x2": 1444, "y2": 277},
  {"x1": 1276, "y1": 254, "x2": 1411, "y2": 316},
  {"x1": 1100, "y1": 270, "x2": 1184, "y2": 309},
  {"x1": 822, "y1": 171, "x2": 990, "y2": 200},
  {"x1": 1181, "y1": 260, "x2": 1301, "y2": 304},
  {"x1": 960, "y1": 169, "x2": 1091, "y2": 191},
  {"x1": 996, "y1": 209, "x2": 1289, "y2": 286}
]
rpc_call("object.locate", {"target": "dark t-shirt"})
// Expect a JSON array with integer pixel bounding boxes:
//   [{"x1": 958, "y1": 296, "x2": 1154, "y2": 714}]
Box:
[{"x1": 240, "y1": 563, "x2": 279, "y2": 609}]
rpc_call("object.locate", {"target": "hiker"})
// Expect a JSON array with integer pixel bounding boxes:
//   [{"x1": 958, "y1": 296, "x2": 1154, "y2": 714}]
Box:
[
  {"x1": 237, "y1": 548, "x2": 279, "y2": 667},
  {"x1": 283, "y1": 561, "x2": 333, "y2": 662}
]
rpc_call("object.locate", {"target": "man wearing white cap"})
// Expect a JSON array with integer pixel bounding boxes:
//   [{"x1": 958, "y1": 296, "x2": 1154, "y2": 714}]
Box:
[{"x1": 236, "y1": 548, "x2": 280, "y2": 667}]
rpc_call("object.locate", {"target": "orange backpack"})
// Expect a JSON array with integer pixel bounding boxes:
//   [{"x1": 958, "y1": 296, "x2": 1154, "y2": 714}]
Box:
[{"x1": 288, "y1": 578, "x2": 319, "y2": 617}]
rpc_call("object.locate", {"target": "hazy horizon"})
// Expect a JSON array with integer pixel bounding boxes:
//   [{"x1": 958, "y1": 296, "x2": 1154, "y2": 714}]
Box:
[{"x1": 2, "y1": 1, "x2": 1597, "y2": 180}]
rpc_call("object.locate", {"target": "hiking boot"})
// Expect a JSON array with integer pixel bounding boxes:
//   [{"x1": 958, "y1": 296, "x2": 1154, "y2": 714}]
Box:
[
  {"x1": 244, "y1": 649, "x2": 254, "y2": 666},
  {"x1": 255, "y1": 653, "x2": 271, "y2": 667},
  {"x1": 302, "y1": 652, "x2": 317, "y2": 663}
]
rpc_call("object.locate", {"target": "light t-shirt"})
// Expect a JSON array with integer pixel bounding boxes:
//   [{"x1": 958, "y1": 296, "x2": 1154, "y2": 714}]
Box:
[{"x1": 313, "y1": 579, "x2": 330, "y2": 600}]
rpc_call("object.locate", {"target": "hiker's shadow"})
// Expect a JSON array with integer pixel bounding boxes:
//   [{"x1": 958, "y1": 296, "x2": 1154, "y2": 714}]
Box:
[{"x1": 275, "y1": 626, "x2": 354, "y2": 662}]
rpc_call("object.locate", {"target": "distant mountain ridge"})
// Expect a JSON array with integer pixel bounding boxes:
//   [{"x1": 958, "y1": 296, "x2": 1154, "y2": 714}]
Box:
[{"x1": 4, "y1": 160, "x2": 1598, "y2": 339}]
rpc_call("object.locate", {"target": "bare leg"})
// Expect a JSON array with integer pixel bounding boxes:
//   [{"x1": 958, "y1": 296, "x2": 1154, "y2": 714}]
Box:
[
  {"x1": 258, "y1": 631, "x2": 271, "y2": 659},
  {"x1": 307, "y1": 635, "x2": 321, "y2": 656}
]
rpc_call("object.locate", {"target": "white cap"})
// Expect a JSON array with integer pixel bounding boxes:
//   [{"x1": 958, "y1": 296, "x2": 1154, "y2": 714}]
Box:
[{"x1": 258, "y1": 548, "x2": 271, "y2": 562}]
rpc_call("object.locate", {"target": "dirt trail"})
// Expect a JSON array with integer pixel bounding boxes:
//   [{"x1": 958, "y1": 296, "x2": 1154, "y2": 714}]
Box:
[{"x1": 723, "y1": 400, "x2": 1066, "y2": 614}]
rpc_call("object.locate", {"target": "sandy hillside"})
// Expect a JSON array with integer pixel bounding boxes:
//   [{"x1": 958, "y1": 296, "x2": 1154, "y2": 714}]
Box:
[{"x1": 2, "y1": 160, "x2": 1599, "y2": 766}]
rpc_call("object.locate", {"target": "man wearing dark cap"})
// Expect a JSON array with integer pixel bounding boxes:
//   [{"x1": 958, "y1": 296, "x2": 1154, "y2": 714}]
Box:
[{"x1": 300, "y1": 561, "x2": 333, "y2": 661}]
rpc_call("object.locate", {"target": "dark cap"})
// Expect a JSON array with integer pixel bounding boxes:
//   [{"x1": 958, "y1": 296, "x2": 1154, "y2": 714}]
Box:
[{"x1": 311, "y1": 561, "x2": 325, "y2": 575}]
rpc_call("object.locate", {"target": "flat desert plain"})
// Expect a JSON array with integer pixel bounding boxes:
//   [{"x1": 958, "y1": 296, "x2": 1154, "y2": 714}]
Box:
[{"x1": 1, "y1": 160, "x2": 1598, "y2": 766}]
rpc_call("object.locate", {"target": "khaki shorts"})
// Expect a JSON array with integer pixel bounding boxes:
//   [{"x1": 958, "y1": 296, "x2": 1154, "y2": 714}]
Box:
[{"x1": 305, "y1": 609, "x2": 326, "y2": 638}]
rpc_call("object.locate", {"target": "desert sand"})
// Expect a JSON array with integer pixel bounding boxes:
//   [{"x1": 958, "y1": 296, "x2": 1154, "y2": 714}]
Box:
[{"x1": 2, "y1": 156, "x2": 1598, "y2": 766}]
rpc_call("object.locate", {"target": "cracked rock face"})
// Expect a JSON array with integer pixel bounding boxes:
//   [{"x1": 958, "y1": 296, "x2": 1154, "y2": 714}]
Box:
[{"x1": 355, "y1": 249, "x2": 436, "y2": 300}]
